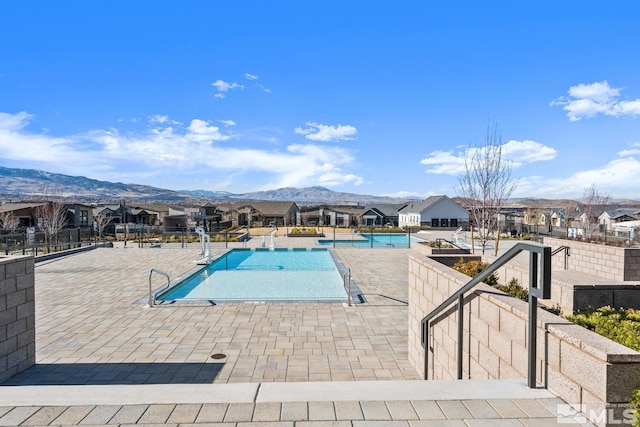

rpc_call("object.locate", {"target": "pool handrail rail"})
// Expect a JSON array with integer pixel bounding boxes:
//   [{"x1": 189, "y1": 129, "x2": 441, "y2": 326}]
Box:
[
  {"x1": 262, "y1": 224, "x2": 278, "y2": 249},
  {"x1": 420, "y1": 241, "x2": 551, "y2": 388},
  {"x1": 148, "y1": 268, "x2": 170, "y2": 307},
  {"x1": 194, "y1": 226, "x2": 212, "y2": 264},
  {"x1": 342, "y1": 268, "x2": 351, "y2": 306}
]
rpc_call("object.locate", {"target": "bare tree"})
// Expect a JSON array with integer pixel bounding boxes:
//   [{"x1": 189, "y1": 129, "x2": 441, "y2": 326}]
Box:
[
  {"x1": 0, "y1": 211, "x2": 20, "y2": 233},
  {"x1": 457, "y1": 124, "x2": 518, "y2": 254},
  {"x1": 93, "y1": 208, "x2": 113, "y2": 242},
  {"x1": 36, "y1": 187, "x2": 68, "y2": 252},
  {"x1": 580, "y1": 184, "x2": 610, "y2": 239}
]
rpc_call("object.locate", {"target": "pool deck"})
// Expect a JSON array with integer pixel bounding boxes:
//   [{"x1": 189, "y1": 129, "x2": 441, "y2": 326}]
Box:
[{"x1": 0, "y1": 232, "x2": 588, "y2": 425}]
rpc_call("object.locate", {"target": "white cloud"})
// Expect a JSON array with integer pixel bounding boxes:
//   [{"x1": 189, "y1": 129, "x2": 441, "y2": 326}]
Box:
[
  {"x1": 219, "y1": 119, "x2": 236, "y2": 127},
  {"x1": 0, "y1": 111, "x2": 363, "y2": 192},
  {"x1": 616, "y1": 142, "x2": 640, "y2": 157},
  {"x1": 257, "y1": 83, "x2": 271, "y2": 93},
  {"x1": 186, "y1": 119, "x2": 232, "y2": 142},
  {"x1": 516, "y1": 156, "x2": 640, "y2": 199},
  {"x1": 294, "y1": 122, "x2": 357, "y2": 142},
  {"x1": 568, "y1": 81, "x2": 620, "y2": 102},
  {"x1": 419, "y1": 139, "x2": 556, "y2": 175},
  {"x1": 501, "y1": 140, "x2": 557, "y2": 166},
  {"x1": 212, "y1": 79, "x2": 244, "y2": 98},
  {"x1": 551, "y1": 81, "x2": 640, "y2": 121},
  {"x1": 419, "y1": 150, "x2": 467, "y2": 174},
  {"x1": 245, "y1": 73, "x2": 259, "y2": 80},
  {"x1": 0, "y1": 112, "x2": 87, "y2": 166},
  {"x1": 148, "y1": 114, "x2": 181, "y2": 125}
]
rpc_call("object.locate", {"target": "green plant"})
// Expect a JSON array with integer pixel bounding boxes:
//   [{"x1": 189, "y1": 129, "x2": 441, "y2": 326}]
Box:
[
  {"x1": 630, "y1": 388, "x2": 640, "y2": 427},
  {"x1": 498, "y1": 278, "x2": 528, "y2": 301},
  {"x1": 421, "y1": 241, "x2": 453, "y2": 248},
  {"x1": 565, "y1": 306, "x2": 640, "y2": 422},
  {"x1": 451, "y1": 258, "x2": 499, "y2": 287},
  {"x1": 290, "y1": 227, "x2": 317, "y2": 234},
  {"x1": 565, "y1": 307, "x2": 640, "y2": 352}
]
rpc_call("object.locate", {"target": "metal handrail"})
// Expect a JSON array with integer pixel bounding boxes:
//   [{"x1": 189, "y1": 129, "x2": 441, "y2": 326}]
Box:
[
  {"x1": 435, "y1": 237, "x2": 469, "y2": 251},
  {"x1": 342, "y1": 268, "x2": 352, "y2": 306},
  {"x1": 420, "y1": 242, "x2": 551, "y2": 388},
  {"x1": 148, "y1": 269, "x2": 170, "y2": 307},
  {"x1": 551, "y1": 245, "x2": 570, "y2": 270},
  {"x1": 262, "y1": 225, "x2": 278, "y2": 248}
]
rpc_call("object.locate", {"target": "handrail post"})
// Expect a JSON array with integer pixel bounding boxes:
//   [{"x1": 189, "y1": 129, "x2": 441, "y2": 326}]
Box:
[
  {"x1": 528, "y1": 251, "x2": 538, "y2": 388},
  {"x1": 457, "y1": 293, "x2": 464, "y2": 379},
  {"x1": 148, "y1": 269, "x2": 170, "y2": 307}
]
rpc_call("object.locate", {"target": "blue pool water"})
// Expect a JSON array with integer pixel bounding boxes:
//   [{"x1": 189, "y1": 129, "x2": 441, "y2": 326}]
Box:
[
  {"x1": 157, "y1": 248, "x2": 347, "y2": 302},
  {"x1": 317, "y1": 233, "x2": 423, "y2": 248}
]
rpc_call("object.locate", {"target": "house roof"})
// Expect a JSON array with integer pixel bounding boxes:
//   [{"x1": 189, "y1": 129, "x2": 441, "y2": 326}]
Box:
[
  {"x1": 0, "y1": 202, "x2": 46, "y2": 214},
  {"x1": 603, "y1": 207, "x2": 640, "y2": 220},
  {"x1": 397, "y1": 196, "x2": 447, "y2": 213},
  {"x1": 362, "y1": 203, "x2": 407, "y2": 217},
  {"x1": 230, "y1": 201, "x2": 299, "y2": 215}
]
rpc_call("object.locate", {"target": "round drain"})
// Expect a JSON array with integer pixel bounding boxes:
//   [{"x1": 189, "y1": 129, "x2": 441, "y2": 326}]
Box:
[{"x1": 211, "y1": 353, "x2": 227, "y2": 359}]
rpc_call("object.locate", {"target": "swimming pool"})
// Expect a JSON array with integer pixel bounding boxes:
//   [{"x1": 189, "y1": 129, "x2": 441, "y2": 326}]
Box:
[
  {"x1": 317, "y1": 233, "x2": 424, "y2": 248},
  {"x1": 156, "y1": 248, "x2": 349, "y2": 302}
]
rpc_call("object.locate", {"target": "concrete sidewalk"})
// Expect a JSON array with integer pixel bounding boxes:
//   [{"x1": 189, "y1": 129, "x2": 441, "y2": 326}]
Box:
[{"x1": 0, "y1": 380, "x2": 584, "y2": 426}]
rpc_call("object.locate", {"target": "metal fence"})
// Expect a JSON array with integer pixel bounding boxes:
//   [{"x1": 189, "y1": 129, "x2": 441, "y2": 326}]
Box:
[{"x1": 0, "y1": 228, "x2": 95, "y2": 256}]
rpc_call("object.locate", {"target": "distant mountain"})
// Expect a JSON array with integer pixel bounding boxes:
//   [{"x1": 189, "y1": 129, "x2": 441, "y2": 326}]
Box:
[
  {"x1": 237, "y1": 186, "x2": 409, "y2": 204},
  {"x1": 0, "y1": 166, "x2": 195, "y2": 202},
  {"x1": 179, "y1": 189, "x2": 235, "y2": 198},
  {"x1": 508, "y1": 198, "x2": 581, "y2": 208},
  {"x1": 0, "y1": 166, "x2": 408, "y2": 205}
]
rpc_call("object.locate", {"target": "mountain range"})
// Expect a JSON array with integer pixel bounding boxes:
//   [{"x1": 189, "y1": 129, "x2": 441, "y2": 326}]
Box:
[
  {"x1": 3, "y1": 166, "x2": 638, "y2": 207},
  {"x1": 0, "y1": 166, "x2": 409, "y2": 205}
]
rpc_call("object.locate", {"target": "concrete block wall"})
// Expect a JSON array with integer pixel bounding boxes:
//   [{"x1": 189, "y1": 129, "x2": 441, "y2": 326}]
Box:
[
  {"x1": 0, "y1": 255, "x2": 35, "y2": 383},
  {"x1": 486, "y1": 255, "x2": 602, "y2": 314},
  {"x1": 545, "y1": 237, "x2": 640, "y2": 282},
  {"x1": 408, "y1": 254, "x2": 640, "y2": 427}
]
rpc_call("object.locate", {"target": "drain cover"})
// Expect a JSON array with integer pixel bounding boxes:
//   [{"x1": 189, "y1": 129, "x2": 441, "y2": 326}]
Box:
[{"x1": 211, "y1": 353, "x2": 227, "y2": 359}]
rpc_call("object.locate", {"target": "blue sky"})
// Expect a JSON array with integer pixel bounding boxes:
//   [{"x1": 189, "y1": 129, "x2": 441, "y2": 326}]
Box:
[{"x1": 1, "y1": 1, "x2": 639, "y2": 200}]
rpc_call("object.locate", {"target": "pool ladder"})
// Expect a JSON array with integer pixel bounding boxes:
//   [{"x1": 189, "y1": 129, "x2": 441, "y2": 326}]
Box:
[
  {"x1": 343, "y1": 268, "x2": 352, "y2": 306},
  {"x1": 148, "y1": 269, "x2": 170, "y2": 307}
]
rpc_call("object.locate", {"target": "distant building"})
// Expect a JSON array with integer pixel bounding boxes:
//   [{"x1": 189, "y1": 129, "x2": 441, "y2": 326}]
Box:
[
  {"x1": 360, "y1": 203, "x2": 407, "y2": 227},
  {"x1": 398, "y1": 196, "x2": 469, "y2": 228},
  {"x1": 599, "y1": 207, "x2": 640, "y2": 231}
]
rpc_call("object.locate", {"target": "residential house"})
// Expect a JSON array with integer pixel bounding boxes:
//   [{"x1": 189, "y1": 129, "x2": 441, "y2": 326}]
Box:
[
  {"x1": 193, "y1": 203, "x2": 224, "y2": 231},
  {"x1": 361, "y1": 203, "x2": 407, "y2": 227},
  {"x1": 64, "y1": 203, "x2": 94, "y2": 229},
  {"x1": 398, "y1": 196, "x2": 469, "y2": 228},
  {"x1": 243, "y1": 201, "x2": 299, "y2": 227},
  {"x1": 599, "y1": 207, "x2": 640, "y2": 231},
  {"x1": 162, "y1": 206, "x2": 189, "y2": 232},
  {"x1": 0, "y1": 202, "x2": 45, "y2": 229},
  {"x1": 216, "y1": 201, "x2": 299, "y2": 227},
  {"x1": 298, "y1": 205, "x2": 363, "y2": 227}
]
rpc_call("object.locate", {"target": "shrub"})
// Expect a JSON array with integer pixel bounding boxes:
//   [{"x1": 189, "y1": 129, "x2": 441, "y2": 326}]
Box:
[
  {"x1": 630, "y1": 388, "x2": 640, "y2": 427},
  {"x1": 421, "y1": 241, "x2": 453, "y2": 248},
  {"x1": 565, "y1": 307, "x2": 640, "y2": 352},
  {"x1": 451, "y1": 258, "x2": 498, "y2": 287},
  {"x1": 498, "y1": 278, "x2": 528, "y2": 301},
  {"x1": 290, "y1": 227, "x2": 317, "y2": 235},
  {"x1": 566, "y1": 306, "x2": 640, "y2": 423}
]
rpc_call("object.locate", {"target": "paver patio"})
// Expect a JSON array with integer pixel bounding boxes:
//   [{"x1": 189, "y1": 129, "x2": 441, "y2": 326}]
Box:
[
  {"x1": 6, "y1": 236, "x2": 419, "y2": 385},
  {"x1": 0, "y1": 233, "x2": 593, "y2": 425}
]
